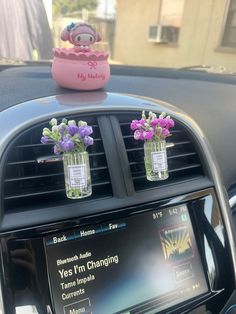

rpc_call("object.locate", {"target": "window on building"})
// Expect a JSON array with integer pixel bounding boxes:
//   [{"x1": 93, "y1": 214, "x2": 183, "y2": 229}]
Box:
[
  {"x1": 149, "y1": 0, "x2": 185, "y2": 43},
  {"x1": 160, "y1": 0, "x2": 185, "y2": 28},
  {"x1": 221, "y1": 0, "x2": 236, "y2": 48}
]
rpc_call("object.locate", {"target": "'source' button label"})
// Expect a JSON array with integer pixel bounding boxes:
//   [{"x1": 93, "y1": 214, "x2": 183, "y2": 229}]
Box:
[{"x1": 174, "y1": 263, "x2": 193, "y2": 282}]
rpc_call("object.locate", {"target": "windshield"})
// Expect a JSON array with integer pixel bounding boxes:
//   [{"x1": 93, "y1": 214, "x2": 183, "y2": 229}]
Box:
[{"x1": 1, "y1": 0, "x2": 236, "y2": 73}]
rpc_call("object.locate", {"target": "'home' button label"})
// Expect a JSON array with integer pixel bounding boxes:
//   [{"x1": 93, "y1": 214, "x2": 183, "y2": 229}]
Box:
[{"x1": 63, "y1": 298, "x2": 92, "y2": 314}]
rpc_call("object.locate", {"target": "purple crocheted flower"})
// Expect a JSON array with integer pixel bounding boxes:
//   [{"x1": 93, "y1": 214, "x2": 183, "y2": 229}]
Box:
[
  {"x1": 59, "y1": 137, "x2": 75, "y2": 151},
  {"x1": 67, "y1": 125, "x2": 79, "y2": 136},
  {"x1": 40, "y1": 136, "x2": 51, "y2": 144},
  {"x1": 166, "y1": 118, "x2": 175, "y2": 129},
  {"x1": 139, "y1": 118, "x2": 146, "y2": 126},
  {"x1": 84, "y1": 136, "x2": 94, "y2": 147},
  {"x1": 134, "y1": 129, "x2": 144, "y2": 140},
  {"x1": 54, "y1": 145, "x2": 61, "y2": 155},
  {"x1": 157, "y1": 118, "x2": 166, "y2": 128},
  {"x1": 78, "y1": 125, "x2": 93, "y2": 138},
  {"x1": 162, "y1": 128, "x2": 170, "y2": 137},
  {"x1": 150, "y1": 118, "x2": 159, "y2": 127},
  {"x1": 130, "y1": 120, "x2": 139, "y2": 130},
  {"x1": 143, "y1": 130, "x2": 154, "y2": 140}
]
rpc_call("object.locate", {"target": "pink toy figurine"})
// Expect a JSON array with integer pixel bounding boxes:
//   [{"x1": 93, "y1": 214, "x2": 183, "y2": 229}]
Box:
[
  {"x1": 52, "y1": 22, "x2": 110, "y2": 91},
  {"x1": 61, "y1": 22, "x2": 101, "y2": 52}
]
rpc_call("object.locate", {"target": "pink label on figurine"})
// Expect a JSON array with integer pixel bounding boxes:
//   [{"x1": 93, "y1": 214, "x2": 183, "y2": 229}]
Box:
[{"x1": 77, "y1": 73, "x2": 106, "y2": 81}]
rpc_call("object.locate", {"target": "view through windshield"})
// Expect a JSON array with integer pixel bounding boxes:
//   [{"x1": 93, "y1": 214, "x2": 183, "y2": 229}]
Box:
[{"x1": 1, "y1": 0, "x2": 236, "y2": 73}]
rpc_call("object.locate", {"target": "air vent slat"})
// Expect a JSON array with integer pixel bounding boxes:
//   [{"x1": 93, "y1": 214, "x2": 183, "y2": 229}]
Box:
[
  {"x1": 5, "y1": 173, "x2": 63, "y2": 182},
  {"x1": 8, "y1": 160, "x2": 36, "y2": 166},
  {"x1": 168, "y1": 152, "x2": 196, "y2": 159},
  {"x1": 132, "y1": 164, "x2": 201, "y2": 179},
  {"x1": 169, "y1": 164, "x2": 201, "y2": 173},
  {"x1": 7, "y1": 152, "x2": 106, "y2": 166},
  {"x1": 4, "y1": 165, "x2": 109, "y2": 183},
  {"x1": 119, "y1": 112, "x2": 204, "y2": 191},
  {"x1": 4, "y1": 188, "x2": 65, "y2": 200},
  {"x1": 4, "y1": 180, "x2": 111, "y2": 200},
  {"x1": 129, "y1": 152, "x2": 197, "y2": 166},
  {"x1": 3, "y1": 115, "x2": 112, "y2": 211},
  {"x1": 126, "y1": 141, "x2": 191, "y2": 153}
]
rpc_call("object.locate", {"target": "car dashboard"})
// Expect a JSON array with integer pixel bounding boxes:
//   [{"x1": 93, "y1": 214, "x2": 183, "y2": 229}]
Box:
[{"x1": 0, "y1": 65, "x2": 236, "y2": 314}]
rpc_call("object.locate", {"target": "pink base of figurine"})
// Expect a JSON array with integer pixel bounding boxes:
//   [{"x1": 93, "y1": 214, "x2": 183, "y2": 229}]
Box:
[{"x1": 52, "y1": 48, "x2": 110, "y2": 90}]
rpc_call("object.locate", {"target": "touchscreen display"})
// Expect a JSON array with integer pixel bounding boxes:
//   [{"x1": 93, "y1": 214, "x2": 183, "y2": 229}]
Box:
[{"x1": 45, "y1": 204, "x2": 208, "y2": 314}]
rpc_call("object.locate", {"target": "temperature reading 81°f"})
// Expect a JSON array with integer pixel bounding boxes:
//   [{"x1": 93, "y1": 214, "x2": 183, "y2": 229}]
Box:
[{"x1": 153, "y1": 211, "x2": 163, "y2": 220}]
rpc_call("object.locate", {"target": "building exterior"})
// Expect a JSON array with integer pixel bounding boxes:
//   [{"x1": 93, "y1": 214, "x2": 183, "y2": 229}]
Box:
[{"x1": 114, "y1": 0, "x2": 236, "y2": 70}]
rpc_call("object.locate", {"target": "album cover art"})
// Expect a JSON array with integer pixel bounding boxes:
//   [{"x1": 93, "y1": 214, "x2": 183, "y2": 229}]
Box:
[{"x1": 159, "y1": 225, "x2": 194, "y2": 262}]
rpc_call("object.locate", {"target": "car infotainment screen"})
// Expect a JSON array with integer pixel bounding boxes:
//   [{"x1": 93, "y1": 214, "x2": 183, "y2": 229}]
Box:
[{"x1": 44, "y1": 204, "x2": 208, "y2": 314}]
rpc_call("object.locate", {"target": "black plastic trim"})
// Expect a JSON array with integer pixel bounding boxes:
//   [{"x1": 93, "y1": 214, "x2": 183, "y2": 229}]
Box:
[
  {"x1": 110, "y1": 65, "x2": 236, "y2": 85},
  {"x1": 97, "y1": 116, "x2": 127, "y2": 198},
  {"x1": 0, "y1": 177, "x2": 212, "y2": 232},
  {"x1": 110, "y1": 115, "x2": 135, "y2": 196}
]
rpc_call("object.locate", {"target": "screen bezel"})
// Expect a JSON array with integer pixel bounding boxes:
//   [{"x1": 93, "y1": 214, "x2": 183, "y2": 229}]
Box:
[{"x1": 1, "y1": 189, "x2": 232, "y2": 314}]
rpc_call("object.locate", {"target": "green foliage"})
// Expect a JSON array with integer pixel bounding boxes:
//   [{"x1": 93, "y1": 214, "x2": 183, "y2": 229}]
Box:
[{"x1": 53, "y1": 0, "x2": 98, "y2": 16}]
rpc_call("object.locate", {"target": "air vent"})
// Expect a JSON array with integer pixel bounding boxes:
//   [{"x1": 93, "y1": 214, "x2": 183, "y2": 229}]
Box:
[
  {"x1": 119, "y1": 113, "x2": 204, "y2": 191},
  {"x1": 3, "y1": 115, "x2": 112, "y2": 212}
]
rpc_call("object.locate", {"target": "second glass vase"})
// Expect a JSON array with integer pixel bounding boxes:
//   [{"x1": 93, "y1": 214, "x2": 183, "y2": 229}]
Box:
[
  {"x1": 144, "y1": 140, "x2": 169, "y2": 181},
  {"x1": 63, "y1": 151, "x2": 92, "y2": 199}
]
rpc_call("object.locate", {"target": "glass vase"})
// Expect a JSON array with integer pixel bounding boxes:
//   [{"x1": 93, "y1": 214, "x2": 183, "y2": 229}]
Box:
[
  {"x1": 63, "y1": 151, "x2": 92, "y2": 199},
  {"x1": 144, "y1": 140, "x2": 169, "y2": 181}
]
